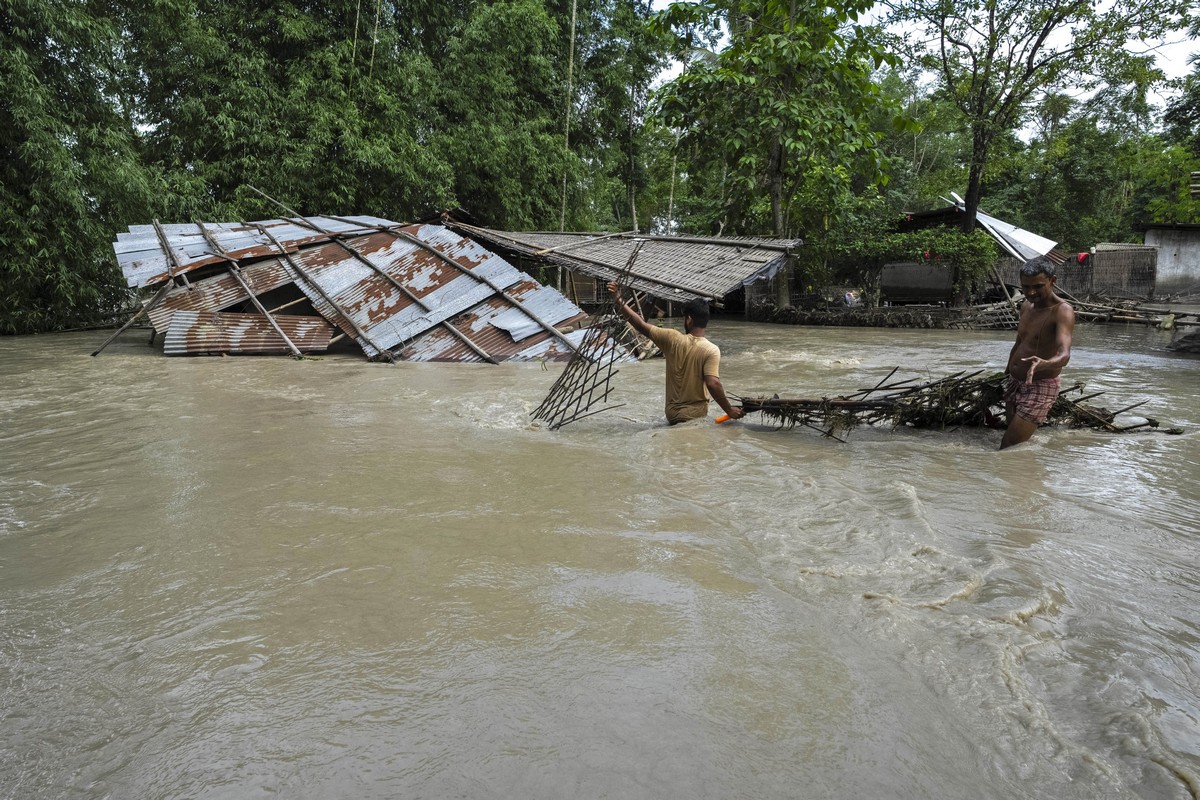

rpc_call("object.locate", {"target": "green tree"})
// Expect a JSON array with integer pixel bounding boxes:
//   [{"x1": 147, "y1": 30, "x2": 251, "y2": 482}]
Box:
[
  {"x1": 1163, "y1": 16, "x2": 1200, "y2": 157},
  {"x1": 872, "y1": 70, "x2": 970, "y2": 212},
  {"x1": 1137, "y1": 142, "x2": 1200, "y2": 224},
  {"x1": 565, "y1": 0, "x2": 671, "y2": 231},
  {"x1": 433, "y1": 0, "x2": 564, "y2": 228},
  {"x1": 0, "y1": 0, "x2": 157, "y2": 334},
  {"x1": 886, "y1": 0, "x2": 1195, "y2": 233},
  {"x1": 125, "y1": 0, "x2": 452, "y2": 221},
  {"x1": 1163, "y1": 71, "x2": 1200, "y2": 156},
  {"x1": 652, "y1": 0, "x2": 903, "y2": 238}
]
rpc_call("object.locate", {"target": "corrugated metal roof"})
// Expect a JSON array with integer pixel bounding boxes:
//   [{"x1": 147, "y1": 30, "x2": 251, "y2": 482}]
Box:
[
  {"x1": 899, "y1": 202, "x2": 1063, "y2": 263},
  {"x1": 148, "y1": 258, "x2": 295, "y2": 332},
  {"x1": 163, "y1": 311, "x2": 333, "y2": 355},
  {"x1": 111, "y1": 216, "x2": 620, "y2": 364},
  {"x1": 273, "y1": 224, "x2": 561, "y2": 358},
  {"x1": 394, "y1": 277, "x2": 593, "y2": 362},
  {"x1": 445, "y1": 223, "x2": 801, "y2": 302},
  {"x1": 114, "y1": 216, "x2": 400, "y2": 288},
  {"x1": 973, "y1": 209, "x2": 1057, "y2": 261}
]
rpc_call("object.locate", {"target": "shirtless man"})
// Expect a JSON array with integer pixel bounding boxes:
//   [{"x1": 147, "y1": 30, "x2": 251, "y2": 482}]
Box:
[
  {"x1": 1001, "y1": 257, "x2": 1075, "y2": 449},
  {"x1": 607, "y1": 281, "x2": 744, "y2": 424}
]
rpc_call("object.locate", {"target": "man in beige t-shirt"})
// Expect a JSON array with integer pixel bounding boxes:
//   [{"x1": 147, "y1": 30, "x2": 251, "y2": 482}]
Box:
[{"x1": 608, "y1": 282, "x2": 744, "y2": 424}]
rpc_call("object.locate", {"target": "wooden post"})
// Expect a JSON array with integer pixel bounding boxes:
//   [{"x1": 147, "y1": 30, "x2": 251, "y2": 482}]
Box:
[{"x1": 91, "y1": 281, "x2": 175, "y2": 356}]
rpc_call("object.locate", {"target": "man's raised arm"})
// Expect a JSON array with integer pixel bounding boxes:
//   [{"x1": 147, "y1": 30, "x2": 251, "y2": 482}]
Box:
[{"x1": 607, "y1": 281, "x2": 655, "y2": 338}]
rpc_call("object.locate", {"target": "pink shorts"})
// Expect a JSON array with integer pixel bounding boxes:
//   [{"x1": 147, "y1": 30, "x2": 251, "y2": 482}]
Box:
[{"x1": 1004, "y1": 376, "x2": 1061, "y2": 424}]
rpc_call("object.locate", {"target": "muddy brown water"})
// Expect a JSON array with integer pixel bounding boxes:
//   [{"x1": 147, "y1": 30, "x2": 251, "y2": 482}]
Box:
[{"x1": 2, "y1": 321, "x2": 1198, "y2": 799}]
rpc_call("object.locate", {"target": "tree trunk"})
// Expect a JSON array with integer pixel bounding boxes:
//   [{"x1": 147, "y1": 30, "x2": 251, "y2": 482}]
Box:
[
  {"x1": 960, "y1": 127, "x2": 990, "y2": 233},
  {"x1": 768, "y1": 133, "x2": 785, "y2": 237}
]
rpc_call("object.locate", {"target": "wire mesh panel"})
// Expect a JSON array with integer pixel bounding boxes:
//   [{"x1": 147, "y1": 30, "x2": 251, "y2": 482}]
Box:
[
  {"x1": 530, "y1": 243, "x2": 646, "y2": 430},
  {"x1": 529, "y1": 314, "x2": 633, "y2": 429}
]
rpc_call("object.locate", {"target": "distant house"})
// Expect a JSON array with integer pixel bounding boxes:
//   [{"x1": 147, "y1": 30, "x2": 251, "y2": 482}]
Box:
[
  {"x1": 1141, "y1": 223, "x2": 1200, "y2": 297},
  {"x1": 902, "y1": 200, "x2": 1163, "y2": 301},
  {"x1": 894, "y1": 201, "x2": 1062, "y2": 305}
]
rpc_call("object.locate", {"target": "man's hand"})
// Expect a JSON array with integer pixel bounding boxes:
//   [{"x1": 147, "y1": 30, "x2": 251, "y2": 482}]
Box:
[
  {"x1": 1021, "y1": 355, "x2": 1044, "y2": 384},
  {"x1": 607, "y1": 281, "x2": 621, "y2": 301},
  {"x1": 726, "y1": 407, "x2": 745, "y2": 419}
]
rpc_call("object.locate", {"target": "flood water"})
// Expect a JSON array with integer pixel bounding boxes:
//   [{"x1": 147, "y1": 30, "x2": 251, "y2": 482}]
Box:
[{"x1": 2, "y1": 319, "x2": 1198, "y2": 799}]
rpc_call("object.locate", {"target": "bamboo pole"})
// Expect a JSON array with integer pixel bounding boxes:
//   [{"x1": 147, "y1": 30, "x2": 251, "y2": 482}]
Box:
[
  {"x1": 250, "y1": 222, "x2": 396, "y2": 362},
  {"x1": 195, "y1": 222, "x2": 305, "y2": 359},
  {"x1": 91, "y1": 281, "x2": 175, "y2": 356}
]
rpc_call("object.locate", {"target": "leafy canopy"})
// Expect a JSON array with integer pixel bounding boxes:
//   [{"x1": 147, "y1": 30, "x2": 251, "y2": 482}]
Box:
[{"x1": 651, "y1": 0, "x2": 904, "y2": 237}]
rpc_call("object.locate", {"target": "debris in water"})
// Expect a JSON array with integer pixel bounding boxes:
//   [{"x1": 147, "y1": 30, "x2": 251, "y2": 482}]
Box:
[{"x1": 734, "y1": 369, "x2": 1184, "y2": 440}]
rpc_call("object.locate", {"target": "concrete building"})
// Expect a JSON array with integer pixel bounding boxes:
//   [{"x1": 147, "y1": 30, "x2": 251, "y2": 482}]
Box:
[{"x1": 1142, "y1": 223, "x2": 1200, "y2": 296}]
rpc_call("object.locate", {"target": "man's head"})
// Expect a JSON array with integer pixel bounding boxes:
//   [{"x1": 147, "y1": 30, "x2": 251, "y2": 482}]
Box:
[
  {"x1": 1019, "y1": 256, "x2": 1057, "y2": 281},
  {"x1": 683, "y1": 298, "x2": 710, "y2": 333},
  {"x1": 1019, "y1": 256, "x2": 1058, "y2": 305}
]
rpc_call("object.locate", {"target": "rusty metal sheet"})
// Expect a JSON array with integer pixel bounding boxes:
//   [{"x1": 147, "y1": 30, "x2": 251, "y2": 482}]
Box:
[
  {"x1": 395, "y1": 300, "x2": 588, "y2": 362},
  {"x1": 484, "y1": 282, "x2": 585, "y2": 341},
  {"x1": 392, "y1": 277, "x2": 599, "y2": 363},
  {"x1": 114, "y1": 216, "x2": 402, "y2": 288},
  {"x1": 397, "y1": 318, "x2": 590, "y2": 362},
  {"x1": 162, "y1": 311, "x2": 332, "y2": 355},
  {"x1": 112, "y1": 215, "x2": 612, "y2": 364},
  {"x1": 283, "y1": 226, "x2": 526, "y2": 358},
  {"x1": 147, "y1": 259, "x2": 295, "y2": 332}
]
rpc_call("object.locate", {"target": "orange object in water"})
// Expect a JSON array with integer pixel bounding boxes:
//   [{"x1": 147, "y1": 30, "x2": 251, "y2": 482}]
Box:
[{"x1": 715, "y1": 415, "x2": 731, "y2": 424}]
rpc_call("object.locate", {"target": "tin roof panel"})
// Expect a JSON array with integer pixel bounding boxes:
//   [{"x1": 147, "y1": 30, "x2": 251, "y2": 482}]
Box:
[
  {"x1": 114, "y1": 216, "x2": 407, "y2": 288},
  {"x1": 147, "y1": 259, "x2": 295, "y2": 332},
  {"x1": 163, "y1": 311, "x2": 333, "y2": 355},
  {"x1": 112, "y1": 216, "x2": 609, "y2": 364}
]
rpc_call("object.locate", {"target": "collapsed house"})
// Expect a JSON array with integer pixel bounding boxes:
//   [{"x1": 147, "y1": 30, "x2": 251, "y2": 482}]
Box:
[
  {"x1": 99, "y1": 216, "x2": 620, "y2": 363},
  {"x1": 443, "y1": 219, "x2": 802, "y2": 309}
]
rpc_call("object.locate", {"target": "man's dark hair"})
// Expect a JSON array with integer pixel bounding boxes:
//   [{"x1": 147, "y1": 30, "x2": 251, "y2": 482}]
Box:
[
  {"x1": 683, "y1": 298, "x2": 710, "y2": 330},
  {"x1": 1019, "y1": 256, "x2": 1058, "y2": 280}
]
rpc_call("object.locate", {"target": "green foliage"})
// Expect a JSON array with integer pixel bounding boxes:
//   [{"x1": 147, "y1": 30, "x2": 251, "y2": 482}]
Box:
[
  {"x1": 983, "y1": 101, "x2": 1200, "y2": 247},
  {"x1": 562, "y1": 0, "x2": 672, "y2": 231},
  {"x1": 125, "y1": 0, "x2": 454, "y2": 221},
  {"x1": 838, "y1": 228, "x2": 998, "y2": 299},
  {"x1": 433, "y1": 0, "x2": 563, "y2": 229},
  {"x1": 651, "y1": 0, "x2": 904, "y2": 238},
  {"x1": 887, "y1": 0, "x2": 1195, "y2": 231},
  {"x1": 1, "y1": 0, "x2": 1195, "y2": 333},
  {"x1": 1139, "y1": 143, "x2": 1200, "y2": 225},
  {"x1": 1163, "y1": 66, "x2": 1200, "y2": 157},
  {"x1": 871, "y1": 72, "x2": 969, "y2": 213},
  {"x1": 0, "y1": 0, "x2": 157, "y2": 334}
]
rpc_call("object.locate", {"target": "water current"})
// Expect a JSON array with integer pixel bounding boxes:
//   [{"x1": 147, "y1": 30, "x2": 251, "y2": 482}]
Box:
[{"x1": 1, "y1": 319, "x2": 1198, "y2": 799}]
